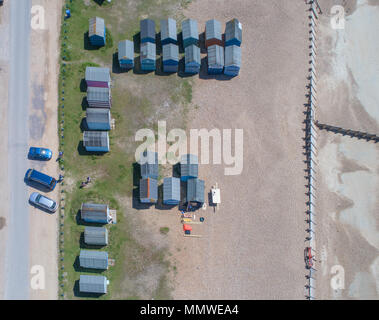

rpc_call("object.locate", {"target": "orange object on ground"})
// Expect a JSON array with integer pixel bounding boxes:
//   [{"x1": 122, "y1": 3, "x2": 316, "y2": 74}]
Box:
[{"x1": 183, "y1": 224, "x2": 192, "y2": 232}]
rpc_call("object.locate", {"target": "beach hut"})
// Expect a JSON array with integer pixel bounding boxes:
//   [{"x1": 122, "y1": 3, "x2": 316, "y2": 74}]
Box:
[
  {"x1": 83, "y1": 131, "x2": 109, "y2": 152},
  {"x1": 182, "y1": 19, "x2": 199, "y2": 48},
  {"x1": 160, "y1": 18, "x2": 177, "y2": 45},
  {"x1": 81, "y1": 203, "x2": 110, "y2": 224},
  {"x1": 140, "y1": 19, "x2": 156, "y2": 44},
  {"x1": 186, "y1": 178, "x2": 205, "y2": 204},
  {"x1": 79, "y1": 275, "x2": 108, "y2": 294},
  {"x1": 163, "y1": 177, "x2": 181, "y2": 205},
  {"x1": 118, "y1": 40, "x2": 134, "y2": 69},
  {"x1": 184, "y1": 44, "x2": 201, "y2": 74},
  {"x1": 225, "y1": 18, "x2": 242, "y2": 47},
  {"x1": 89, "y1": 17, "x2": 106, "y2": 47},
  {"x1": 205, "y1": 19, "x2": 222, "y2": 48},
  {"x1": 139, "y1": 178, "x2": 158, "y2": 203},
  {"x1": 180, "y1": 154, "x2": 198, "y2": 181},
  {"x1": 139, "y1": 150, "x2": 158, "y2": 180},
  {"x1": 79, "y1": 250, "x2": 109, "y2": 270},
  {"x1": 207, "y1": 44, "x2": 224, "y2": 74},
  {"x1": 86, "y1": 108, "x2": 111, "y2": 131},
  {"x1": 87, "y1": 87, "x2": 111, "y2": 108},
  {"x1": 84, "y1": 226, "x2": 108, "y2": 246},
  {"x1": 140, "y1": 42, "x2": 156, "y2": 71},
  {"x1": 162, "y1": 43, "x2": 179, "y2": 73},
  {"x1": 224, "y1": 45, "x2": 241, "y2": 77},
  {"x1": 85, "y1": 67, "x2": 110, "y2": 88}
]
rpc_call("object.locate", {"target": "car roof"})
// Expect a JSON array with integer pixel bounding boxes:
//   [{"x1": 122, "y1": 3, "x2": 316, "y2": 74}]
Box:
[{"x1": 38, "y1": 195, "x2": 54, "y2": 208}]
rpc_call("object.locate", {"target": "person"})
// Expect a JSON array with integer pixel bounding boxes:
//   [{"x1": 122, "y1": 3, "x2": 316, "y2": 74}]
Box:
[
  {"x1": 57, "y1": 151, "x2": 63, "y2": 161},
  {"x1": 80, "y1": 181, "x2": 86, "y2": 188},
  {"x1": 58, "y1": 174, "x2": 64, "y2": 183},
  {"x1": 86, "y1": 176, "x2": 91, "y2": 184}
]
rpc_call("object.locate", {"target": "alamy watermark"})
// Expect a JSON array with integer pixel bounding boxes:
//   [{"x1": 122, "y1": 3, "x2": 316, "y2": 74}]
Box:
[
  {"x1": 135, "y1": 121, "x2": 244, "y2": 176},
  {"x1": 330, "y1": 5, "x2": 345, "y2": 30},
  {"x1": 30, "y1": 265, "x2": 45, "y2": 290}
]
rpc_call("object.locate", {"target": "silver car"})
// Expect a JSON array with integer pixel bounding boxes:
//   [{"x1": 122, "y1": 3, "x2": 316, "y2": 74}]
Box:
[{"x1": 29, "y1": 192, "x2": 58, "y2": 213}]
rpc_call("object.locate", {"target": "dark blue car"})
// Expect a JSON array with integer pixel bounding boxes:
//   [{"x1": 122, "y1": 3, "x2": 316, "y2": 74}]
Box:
[{"x1": 28, "y1": 147, "x2": 52, "y2": 161}]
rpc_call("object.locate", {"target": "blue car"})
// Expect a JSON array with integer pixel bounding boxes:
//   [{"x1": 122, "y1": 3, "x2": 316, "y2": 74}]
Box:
[{"x1": 28, "y1": 147, "x2": 52, "y2": 161}]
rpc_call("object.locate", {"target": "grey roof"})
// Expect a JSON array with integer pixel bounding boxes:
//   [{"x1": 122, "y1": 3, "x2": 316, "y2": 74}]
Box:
[
  {"x1": 84, "y1": 226, "x2": 108, "y2": 245},
  {"x1": 182, "y1": 19, "x2": 198, "y2": 40},
  {"x1": 89, "y1": 17, "x2": 105, "y2": 37},
  {"x1": 187, "y1": 178, "x2": 205, "y2": 203},
  {"x1": 225, "y1": 45, "x2": 241, "y2": 67},
  {"x1": 160, "y1": 18, "x2": 177, "y2": 41},
  {"x1": 225, "y1": 18, "x2": 242, "y2": 43},
  {"x1": 81, "y1": 203, "x2": 109, "y2": 222},
  {"x1": 205, "y1": 19, "x2": 222, "y2": 41},
  {"x1": 140, "y1": 19, "x2": 155, "y2": 40},
  {"x1": 181, "y1": 154, "x2": 198, "y2": 177},
  {"x1": 185, "y1": 45, "x2": 200, "y2": 64},
  {"x1": 85, "y1": 67, "x2": 110, "y2": 83},
  {"x1": 79, "y1": 275, "x2": 107, "y2": 294},
  {"x1": 140, "y1": 178, "x2": 158, "y2": 201},
  {"x1": 140, "y1": 42, "x2": 156, "y2": 60},
  {"x1": 139, "y1": 151, "x2": 158, "y2": 179},
  {"x1": 86, "y1": 108, "x2": 110, "y2": 124},
  {"x1": 79, "y1": 250, "x2": 108, "y2": 270},
  {"x1": 118, "y1": 40, "x2": 134, "y2": 60},
  {"x1": 87, "y1": 87, "x2": 110, "y2": 102},
  {"x1": 83, "y1": 131, "x2": 109, "y2": 148},
  {"x1": 207, "y1": 45, "x2": 224, "y2": 67},
  {"x1": 163, "y1": 177, "x2": 181, "y2": 202},
  {"x1": 162, "y1": 44, "x2": 179, "y2": 62}
]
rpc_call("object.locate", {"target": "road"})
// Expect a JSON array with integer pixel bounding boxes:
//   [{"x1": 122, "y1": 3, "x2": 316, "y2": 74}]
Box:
[{"x1": 3, "y1": 0, "x2": 32, "y2": 299}]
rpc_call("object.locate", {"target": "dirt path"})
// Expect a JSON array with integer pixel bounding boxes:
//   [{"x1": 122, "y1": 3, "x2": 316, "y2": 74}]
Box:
[
  {"x1": 169, "y1": 0, "x2": 309, "y2": 299},
  {"x1": 28, "y1": 0, "x2": 62, "y2": 300}
]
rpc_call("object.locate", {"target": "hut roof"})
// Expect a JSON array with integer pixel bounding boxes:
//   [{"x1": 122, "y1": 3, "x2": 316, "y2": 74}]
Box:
[
  {"x1": 79, "y1": 275, "x2": 107, "y2": 294},
  {"x1": 225, "y1": 45, "x2": 241, "y2": 66},
  {"x1": 118, "y1": 40, "x2": 134, "y2": 60},
  {"x1": 207, "y1": 45, "x2": 224, "y2": 67},
  {"x1": 187, "y1": 178, "x2": 205, "y2": 203},
  {"x1": 140, "y1": 178, "x2": 158, "y2": 200},
  {"x1": 185, "y1": 45, "x2": 200, "y2": 64},
  {"x1": 162, "y1": 43, "x2": 179, "y2": 62},
  {"x1": 87, "y1": 87, "x2": 110, "y2": 102},
  {"x1": 85, "y1": 67, "x2": 110, "y2": 83},
  {"x1": 225, "y1": 18, "x2": 242, "y2": 43},
  {"x1": 83, "y1": 131, "x2": 109, "y2": 148},
  {"x1": 139, "y1": 151, "x2": 158, "y2": 179},
  {"x1": 205, "y1": 19, "x2": 222, "y2": 40},
  {"x1": 86, "y1": 108, "x2": 110, "y2": 124},
  {"x1": 181, "y1": 154, "x2": 198, "y2": 177},
  {"x1": 79, "y1": 250, "x2": 108, "y2": 269},
  {"x1": 140, "y1": 42, "x2": 156, "y2": 60},
  {"x1": 89, "y1": 17, "x2": 105, "y2": 37},
  {"x1": 84, "y1": 226, "x2": 108, "y2": 245},
  {"x1": 160, "y1": 18, "x2": 177, "y2": 41},
  {"x1": 140, "y1": 19, "x2": 155, "y2": 40},
  {"x1": 163, "y1": 177, "x2": 181, "y2": 202},
  {"x1": 182, "y1": 19, "x2": 198, "y2": 40}
]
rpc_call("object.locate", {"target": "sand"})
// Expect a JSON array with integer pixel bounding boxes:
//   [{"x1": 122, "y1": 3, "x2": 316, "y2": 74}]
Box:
[{"x1": 315, "y1": 0, "x2": 379, "y2": 299}]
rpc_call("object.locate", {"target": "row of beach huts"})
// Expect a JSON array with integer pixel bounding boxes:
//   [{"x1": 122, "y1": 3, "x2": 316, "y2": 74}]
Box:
[{"x1": 89, "y1": 16, "x2": 242, "y2": 76}]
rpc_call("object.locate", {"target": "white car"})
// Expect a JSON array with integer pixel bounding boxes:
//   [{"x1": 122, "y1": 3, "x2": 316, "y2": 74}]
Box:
[{"x1": 29, "y1": 192, "x2": 58, "y2": 213}]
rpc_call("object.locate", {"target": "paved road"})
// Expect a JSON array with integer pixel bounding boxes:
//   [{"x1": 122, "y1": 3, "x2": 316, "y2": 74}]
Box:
[{"x1": 4, "y1": 0, "x2": 32, "y2": 300}]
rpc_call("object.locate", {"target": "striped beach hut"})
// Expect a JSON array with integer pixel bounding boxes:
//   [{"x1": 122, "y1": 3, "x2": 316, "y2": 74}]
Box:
[
  {"x1": 86, "y1": 108, "x2": 111, "y2": 131},
  {"x1": 225, "y1": 18, "x2": 242, "y2": 47},
  {"x1": 87, "y1": 87, "x2": 111, "y2": 108},
  {"x1": 186, "y1": 178, "x2": 205, "y2": 204},
  {"x1": 84, "y1": 226, "x2": 108, "y2": 246},
  {"x1": 85, "y1": 67, "x2": 110, "y2": 88},
  {"x1": 79, "y1": 275, "x2": 108, "y2": 294},
  {"x1": 81, "y1": 203, "x2": 110, "y2": 224},
  {"x1": 184, "y1": 44, "x2": 201, "y2": 74},
  {"x1": 224, "y1": 45, "x2": 241, "y2": 77},
  {"x1": 140, "y1": 178, "x2": 158, "y2": 204},
  {"x1": 180, "y1": 154, "x2": 198, "y2": 181},
  {"x1": 83, "y1": 131, "x2": 109, "y2": 152},
  {"x1": 160, "y1": 18, "x2": 177, "y2": 45},
  {"x1": 118, "y1": 40, "x2": 134, "y2": 69},
  {"x1": 140, "y1": 150, "x2": 158, "y2": 180},
  {"x1": 207, "y1": 44, "x2": 224, "y2": 74},
  {"x1": 79, "y1": 250, "x2": 108, "y2": 270},
  {"x1": 162, "y1": 43, "x2": 179, "y2": 73},
  {"x1": 182, "y1": 19, "x2": 199, "y2": 48},
  {"x1": 163, "y1": 177, "x2": 181, "y2": 205},
  {"x1": 140, "y1": 42, "x2": 156, "y2": 71},
  {"x1": 89, "y1": 17, "x2": 106, "y2": 47},
  {"x1": 205, "y1": 19, "x2": 222, "y2": 48},
  {"x1": 140, "y1": 19, "x2": 156, "y2": 44}
]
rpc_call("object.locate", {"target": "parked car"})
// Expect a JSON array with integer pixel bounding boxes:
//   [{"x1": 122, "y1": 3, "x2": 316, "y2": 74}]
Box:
[
  {"x1": 29, "y1": 192, "x2": 58, "y2": 213},
  {"x1": 25, "y1": 169, "x2": 57, "y2": 191},
  {"x1": 28, "y1": 147, "x2": 52, "y2": 161}
]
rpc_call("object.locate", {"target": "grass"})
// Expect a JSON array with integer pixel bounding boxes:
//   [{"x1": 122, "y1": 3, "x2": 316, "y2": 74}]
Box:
[{"x1": 58, "y1": 0, "x2": 193, "y2": 299}]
